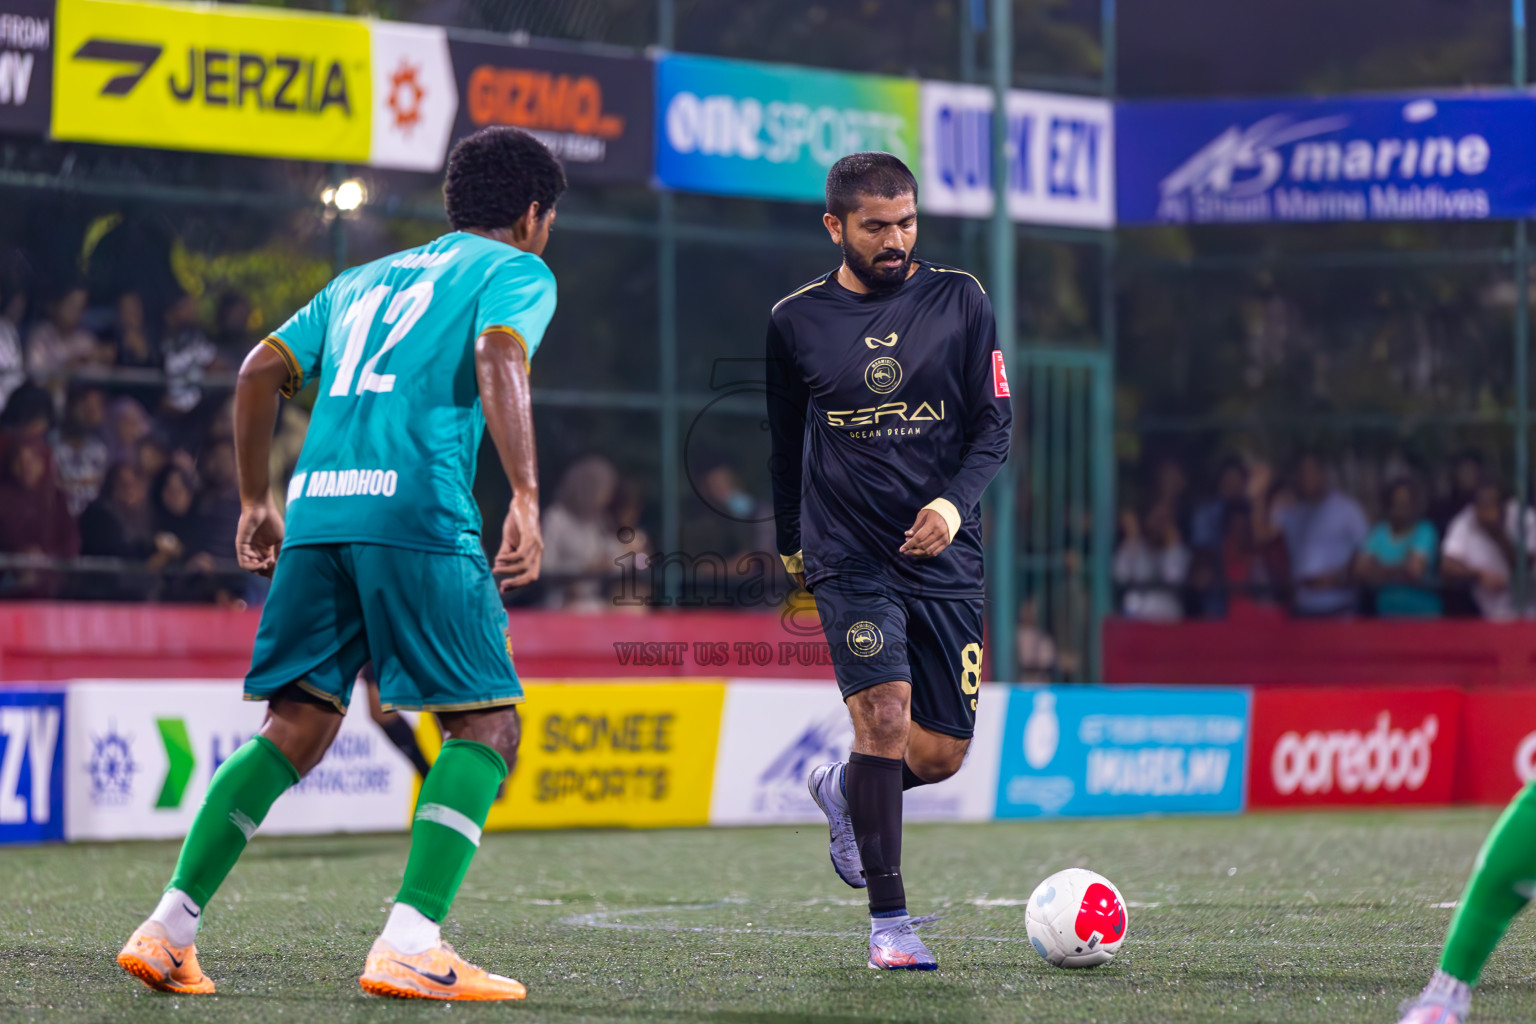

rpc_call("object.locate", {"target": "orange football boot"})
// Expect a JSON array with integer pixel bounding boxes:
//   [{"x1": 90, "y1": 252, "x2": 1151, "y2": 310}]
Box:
[
  {"x1": 117, "y1": 920, "x2": 216, "y2": 994},
  {"x1": 359, "y1": 937, "x2": 526, "y2": 1001}
]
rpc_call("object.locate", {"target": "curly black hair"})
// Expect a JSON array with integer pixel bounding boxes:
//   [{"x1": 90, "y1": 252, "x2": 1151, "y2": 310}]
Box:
[
  {"x1": 825, "y1": 151, "x2": 918, "y2": 221},
  {"x1": 443, "y1": 127, "x2": 568, "y2": 232}
]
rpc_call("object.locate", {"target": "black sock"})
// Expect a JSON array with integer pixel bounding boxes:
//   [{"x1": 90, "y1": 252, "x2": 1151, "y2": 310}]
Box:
[
  {"x1": 847, "y1": 751, "x2": 905, "y2": 915},
  {"x1": 901, "y1": 761, "x2": 929, "y2": 791},
  {"x1": 381, "y1": 717, "x2": 432, "y2": 778}
]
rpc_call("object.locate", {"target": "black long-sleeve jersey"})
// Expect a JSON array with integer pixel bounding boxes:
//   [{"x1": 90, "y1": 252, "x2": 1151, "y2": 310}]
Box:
[{"x1": 766, "y1": 260, "x2": 1013, "y2": 598}]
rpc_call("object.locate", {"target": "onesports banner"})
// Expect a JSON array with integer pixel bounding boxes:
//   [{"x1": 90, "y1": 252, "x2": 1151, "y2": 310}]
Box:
[
  {"x1": 709, "y1": 680, "x2": 1004, "y2": 825},
  {"x1": 1246, "y1": 687, "x2": 1461, "y2": 808},
  {"x1": 1116, "y1": 92, "x2": 1536, "y2": 224},
  {"x1": 0, "y1": 0, "x2": 52, "y2": 136},
  {"x1": 655, "y1": 54, "x2": 920, "y2": 203},
  {"x1": 995, "y1": 686, "x2": 1251, "y2": 819},
  {"x1": 920, "y1": 81, "x2": 1113, "y2": 228},
  {"x1": 420, "y1": 681, "x2": 727, "y2": 830},
  {"x1": 53, "y1": 0, "x2": 371, "y2": 162},
  {"x1": 0, "y1": 688, "x2": 64, "y2": 844},
  {"x1": 450, "y1": 37, "x2": 651, "y2": 183},
  {"x1": 65, "y1": 681, "x2": 416, "y2": 840}
]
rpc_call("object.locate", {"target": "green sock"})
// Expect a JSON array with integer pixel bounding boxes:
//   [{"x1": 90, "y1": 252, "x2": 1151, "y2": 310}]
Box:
[
  {"x1": 396, "y1": 739, "x2": 508, "y2": 922},
  {"x1": 1440, "y1": 782, "x2": 1536, "y2": 984},
  {"x1": 167, "y1": 735, "x2": 300, "y2": 907}
]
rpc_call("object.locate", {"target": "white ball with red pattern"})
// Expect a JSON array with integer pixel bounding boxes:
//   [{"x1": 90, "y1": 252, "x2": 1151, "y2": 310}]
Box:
[{"x1": 1024, "y1": 868, "x2": 1129, "y2": 968}]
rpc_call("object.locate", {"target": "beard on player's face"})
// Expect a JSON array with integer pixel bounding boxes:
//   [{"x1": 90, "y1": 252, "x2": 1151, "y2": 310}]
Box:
[{"x1": 841, "y1": 236, "x2": 912, "y2": 294}]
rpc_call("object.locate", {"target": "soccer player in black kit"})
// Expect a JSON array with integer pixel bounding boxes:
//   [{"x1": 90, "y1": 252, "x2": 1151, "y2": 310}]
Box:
[{"x1": 766, "y1": 152, "x2": 1012, "y2": 970}]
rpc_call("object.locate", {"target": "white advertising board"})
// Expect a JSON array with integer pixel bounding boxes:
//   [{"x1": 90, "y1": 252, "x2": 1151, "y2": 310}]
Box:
[
  {"x1": 709, "y1": 680, "x2": 1006, "y2": 825},
  {"x1": 65, "y1": 680, "x2": 414, "y2": 841}
]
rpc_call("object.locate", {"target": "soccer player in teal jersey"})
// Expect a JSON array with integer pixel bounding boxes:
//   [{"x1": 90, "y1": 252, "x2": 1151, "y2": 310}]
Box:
[{"x1": 115, "y1": 127, "x2": 565, "y2": 1002}]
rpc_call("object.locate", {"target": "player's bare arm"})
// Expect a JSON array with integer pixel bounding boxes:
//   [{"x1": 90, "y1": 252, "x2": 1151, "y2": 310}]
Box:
[
  {"x1": 478, "y1": 329, "x2": 542, "y2": 591},
  {"x1": 232, "y1": 341, "x2": 291, "y2": 577}
]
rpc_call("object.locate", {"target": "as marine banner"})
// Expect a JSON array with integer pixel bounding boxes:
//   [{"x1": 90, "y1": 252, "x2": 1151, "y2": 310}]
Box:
[{"x1": 52, "y1": 0, "x2": 371, "y2": 162}]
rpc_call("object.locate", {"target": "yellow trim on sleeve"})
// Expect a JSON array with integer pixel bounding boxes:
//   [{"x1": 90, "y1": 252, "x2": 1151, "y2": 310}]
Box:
[
  {"x1": 261, "y1": 334, "x2": 303, "y2": 398},
  {"x1": 480, "y1": 325, "x2": 531, "y2": 371},
  {"x1": 930, "y1": 266, "x2": 987, "y2": 294},
  {"x1": 771, "y1": 279, "x2": 826, "y2": 313},
  {"x1": 923, "y1": 498, "x2": 962, "y2": 542},
  {"x1": 781, "y1": 551, "x2": 805, "y2": 574}
]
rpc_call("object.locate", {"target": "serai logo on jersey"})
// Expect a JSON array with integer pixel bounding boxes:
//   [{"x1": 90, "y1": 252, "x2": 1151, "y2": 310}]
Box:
[
  {"x1": 826, "y1": 401, "x2": 944, "y2": 428},
  {"x1": 846, "y1": 621, "x2": 884, "y2": 658},
  {"x1": 864, "y1": 332, "x2": 898, "y2": 349},
  {"x1": 865, "y1": 356, "x2": 902, "y2": 395}
]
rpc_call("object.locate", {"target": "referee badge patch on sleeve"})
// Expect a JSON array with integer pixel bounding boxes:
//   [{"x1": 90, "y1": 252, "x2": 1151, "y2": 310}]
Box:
[{"x1": 992, "y1": 350, "x2": 1011, "y2": 397}]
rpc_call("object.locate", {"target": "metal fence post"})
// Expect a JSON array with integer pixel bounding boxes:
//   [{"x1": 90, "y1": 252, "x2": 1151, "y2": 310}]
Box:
[{"x1": 988, "y1": 0, "x2": 1019, "y2": 684}]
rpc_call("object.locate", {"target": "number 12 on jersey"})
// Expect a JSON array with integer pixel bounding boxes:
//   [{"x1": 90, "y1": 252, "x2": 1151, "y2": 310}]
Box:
[{"x1": 330, "y1": 282, "x2": 435, "y2": 397}]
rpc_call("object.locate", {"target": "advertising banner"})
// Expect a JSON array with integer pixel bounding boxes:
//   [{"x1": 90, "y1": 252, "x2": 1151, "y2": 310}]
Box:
[
  {"x1": 0, "y1": 688, "x2": 64, "y2": 843},
  {"x1": 65, "y1": 681, "x2": 415, "y2": 840},
  {"x1": 53, "y1": 0, "x2": 371, "y2": 162},
  {"x1": 450, "y1": 38, "x2": 652, "y2": 183},
  {"x1": 656, "y1": 54, "x2": 920, "y2": 203},
  {"x1": 1247, "y1": 687, "x2": 1461, "y2": 808},
  {"x1": 0, "y1": 0, "x2": 51, "y2": 135},
  {"x1": 709, "y1": 680, "x2": 1005, "y2": 826},
  {"x1": 420, "y1": 681, "x2": 726, "y2": 830},
  {"x1": 369, "y1": 21, "x2": 457, "y2": 172},
  {"x1": 1116, "y1": 92, "x2": 1536, "y2": 225},
  {"x1": 920, "y1": 81, "x2": 1114, "y2": 227},
  {"x1": 995, "y1": 686, "x2": 1250, "y2": 819},
  {"x1": 1456, "y1": 688, "x2": 1536, "y2": 805}
]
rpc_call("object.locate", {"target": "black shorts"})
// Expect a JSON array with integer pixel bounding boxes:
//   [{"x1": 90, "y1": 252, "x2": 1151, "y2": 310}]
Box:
[{"x1": 812, "y1": 580, "x2": 985, "y2": 739}]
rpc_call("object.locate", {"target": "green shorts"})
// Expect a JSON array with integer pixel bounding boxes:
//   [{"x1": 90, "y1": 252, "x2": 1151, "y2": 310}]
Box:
[{"x1": 244, "y1": 542, "x2": 523, "y2": 713}]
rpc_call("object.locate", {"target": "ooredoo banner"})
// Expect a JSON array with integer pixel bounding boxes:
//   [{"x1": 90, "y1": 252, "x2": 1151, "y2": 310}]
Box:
[
  {"x1": 449, "y1": 38, "x2": 652, "y2": 183},
  {"x1": 1456, "y1": 689, "x2": 1536, "y2": 804},
  {"x1": 655, "y1": 54, "x2": 920, "y2": 203},
  {"x1": 65, "y1": 680, "x2": 417, "y2": 840},
  {"x1": 419, "y1": 680, "x2": 727, "y2": 831},
  {"x1": 1246, "y1": 687, "x2": 1461, "y2": 808},
  {"x1": 995, "y1": 686, "x2": 1250, "y2": 819},
  {"x1": 709, "y1": 680, "x2": 1004, "y2": 826}
]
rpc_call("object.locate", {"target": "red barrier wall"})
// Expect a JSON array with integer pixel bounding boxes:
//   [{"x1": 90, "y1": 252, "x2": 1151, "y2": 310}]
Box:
[
  {"x1": 1105, "y1": 619, "x2": 1536, "y2": 687},
  {"x1": 0, "y1": 603, "x2": 832, "y2": 681}
]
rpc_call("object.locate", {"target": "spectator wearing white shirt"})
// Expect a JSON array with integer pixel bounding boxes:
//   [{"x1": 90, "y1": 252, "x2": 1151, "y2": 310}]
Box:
[
  {"x1": 1114, "y1": 501, "x2": 1191, "y2": 621},
  {"x1": 0, "y1": 285, "x2": 26, "y2": 410},
  {"x1": 1442, "y1": 479, "x2": 1536, "y2": 621},
  {"x1": 26, "y1": 285, "x2": 105, "y2": 390}
]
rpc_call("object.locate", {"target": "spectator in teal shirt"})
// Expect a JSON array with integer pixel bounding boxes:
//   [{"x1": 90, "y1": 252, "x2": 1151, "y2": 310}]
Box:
[{"x1": 1357, "y1": 478, "x2": 1442, "y2": 617}]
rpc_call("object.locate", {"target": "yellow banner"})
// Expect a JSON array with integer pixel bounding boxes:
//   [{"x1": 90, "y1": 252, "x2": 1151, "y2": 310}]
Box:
[
  {"x1": 53, "y1": 0, "x2": 370, "y2": 162},
  {"x1": 416, "y1": 681, "x2": 726, "y2": 830}
]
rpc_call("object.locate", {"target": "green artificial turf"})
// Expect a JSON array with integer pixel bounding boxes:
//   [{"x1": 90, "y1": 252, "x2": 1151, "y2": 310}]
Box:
[{"x1": 1, "y1": 810, "x2": 1532, "y2": 1023}]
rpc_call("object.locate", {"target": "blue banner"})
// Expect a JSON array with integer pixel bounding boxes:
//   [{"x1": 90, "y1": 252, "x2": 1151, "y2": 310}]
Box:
[
  {"x1": 0, "y1": 689, "x2": 65, "y2": 843},
  {"x1": 1116, "y1": 93, "x2": 1536, "y2": 225},
  {"x1": 654, "y1": 54, "x2": 920, "y2": 203},
  {"x1": 995, "y1": 686, "x2": 1250, "y2": 819}
]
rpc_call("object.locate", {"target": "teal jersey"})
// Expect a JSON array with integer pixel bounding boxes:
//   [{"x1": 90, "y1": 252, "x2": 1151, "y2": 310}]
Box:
[{"x1": 266, "y1": 231, "x2": 556, "y2": 554}]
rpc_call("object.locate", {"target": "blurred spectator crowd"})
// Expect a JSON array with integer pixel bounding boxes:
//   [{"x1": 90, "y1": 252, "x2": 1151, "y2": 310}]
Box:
[
  {"x1": 1112, "y1": 449, "x2": 1536, "y2": 623},
  {"x1": 0, "y1": 278, "x2": 284, "y2": 604}
]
